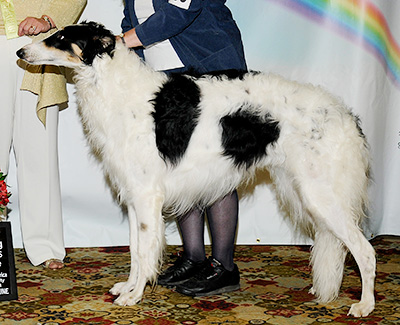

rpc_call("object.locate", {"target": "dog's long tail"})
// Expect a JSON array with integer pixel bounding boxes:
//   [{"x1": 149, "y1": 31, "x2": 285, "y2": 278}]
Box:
[{"x1": 310, "y1": 230, "x2": 348, "y2": 302}]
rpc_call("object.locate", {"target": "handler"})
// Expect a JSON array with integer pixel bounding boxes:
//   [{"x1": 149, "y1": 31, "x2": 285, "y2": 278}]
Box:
[
  {"x1": 119, "y1": 0, "x2": 247, "y2": 296},
  {"x1": 0, "y1": 0, "x2": 86, "y2": 269}
]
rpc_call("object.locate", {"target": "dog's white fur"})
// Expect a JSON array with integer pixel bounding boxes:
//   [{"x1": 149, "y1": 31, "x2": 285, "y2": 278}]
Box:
[{"x1": 18, "y1": 23, "x2": 376, "y2": 317}]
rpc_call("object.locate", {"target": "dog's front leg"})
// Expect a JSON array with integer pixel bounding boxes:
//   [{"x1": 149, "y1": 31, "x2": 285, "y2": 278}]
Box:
[
  {"x1": 112, "y1": 192, "x2": 165, "y2": 306},
  {"x1": 110, "y1": 205, "x2": 140, "y2": 298}
]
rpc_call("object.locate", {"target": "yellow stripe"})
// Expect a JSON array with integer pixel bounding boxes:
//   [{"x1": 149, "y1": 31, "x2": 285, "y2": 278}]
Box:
[{"x1": 0, "y1": 0, "x2": 18, "y2": 39}]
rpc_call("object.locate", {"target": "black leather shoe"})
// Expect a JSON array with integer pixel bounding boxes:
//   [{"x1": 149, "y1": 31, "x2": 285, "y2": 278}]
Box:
[
  {"x1": 158, "y1": 257, "x2": 209, "y2": 287},
  {"x1": 175, "y1": 257, "x2": 240, "y2": 296}
]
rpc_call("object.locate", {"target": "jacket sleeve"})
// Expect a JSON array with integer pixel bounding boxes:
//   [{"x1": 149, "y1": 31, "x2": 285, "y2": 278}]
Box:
[
  {"x1": 135, "y1": 0, "x2": 203, "y2": 47},
  {"x1": 121, "y1": 3, "x2": 134, "y2": 34}
]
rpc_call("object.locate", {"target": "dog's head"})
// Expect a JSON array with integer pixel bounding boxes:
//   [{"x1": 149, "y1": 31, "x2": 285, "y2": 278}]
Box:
[{"x1": 17, "y1": 21, "x2": 116, "y2": 68}]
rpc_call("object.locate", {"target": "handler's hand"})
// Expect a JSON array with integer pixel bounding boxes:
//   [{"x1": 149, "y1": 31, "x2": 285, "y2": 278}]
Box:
[
  {"x1": 18, "y1": 17, "x2": 51, "y2": 36},
  {"x1": 117, "y1": 28, "x2": 143, "y2": 48}
]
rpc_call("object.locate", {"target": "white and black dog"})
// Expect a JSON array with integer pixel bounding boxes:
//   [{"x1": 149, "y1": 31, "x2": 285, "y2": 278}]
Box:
[{"x1": 17, "y1": 22, "x2": 375, "y2": 317}]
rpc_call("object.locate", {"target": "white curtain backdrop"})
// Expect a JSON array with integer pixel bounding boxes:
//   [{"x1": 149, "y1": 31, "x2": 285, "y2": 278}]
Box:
[{"x1": 8, "y1": 0, "x2": 400, "y2": 248}]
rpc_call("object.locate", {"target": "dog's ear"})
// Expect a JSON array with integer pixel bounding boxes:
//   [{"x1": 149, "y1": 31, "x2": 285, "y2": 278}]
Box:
[
  {"x1": 95, "y1": 35, "x2": 115, "y2": 54},
  {"x1": 81, "y1": 23, "x2": 116, "y2": 65}
]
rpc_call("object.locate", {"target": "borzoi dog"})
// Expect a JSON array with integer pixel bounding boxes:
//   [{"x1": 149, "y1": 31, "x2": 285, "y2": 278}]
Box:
[{"x1": 17, "y1": 22, "x2": 375, "y2": 317}]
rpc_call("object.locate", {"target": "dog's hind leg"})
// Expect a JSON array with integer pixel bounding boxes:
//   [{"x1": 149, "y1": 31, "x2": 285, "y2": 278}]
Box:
[
  {"x1": 300, "y1": 184, "x2": 375, "y2": 317},
  {"x1": 272, "y1": 169, "x2": 348, "y2": 303},
  {"x1": 112, "y1": 192, "x2": 165, "y2": 306},
  {"x1": 329, "y1": 221, "x2": 375, "y2": 317},
  {"x1": 320, "y1": 220, "x2": 375, "y2": 317}
]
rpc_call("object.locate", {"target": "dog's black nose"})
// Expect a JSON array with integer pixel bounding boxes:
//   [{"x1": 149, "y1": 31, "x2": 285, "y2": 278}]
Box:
[{"x1": 16, "y1": 48, "x2": 25, "y2": 59}]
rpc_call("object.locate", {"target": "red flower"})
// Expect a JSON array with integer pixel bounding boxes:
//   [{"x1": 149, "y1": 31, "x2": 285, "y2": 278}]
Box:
[{"x1": 0, "y1": 170, "x2": 11, "y2": 211}]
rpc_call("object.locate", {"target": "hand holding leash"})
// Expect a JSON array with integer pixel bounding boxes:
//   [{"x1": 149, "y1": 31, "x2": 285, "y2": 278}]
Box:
[{"x1": 117, "y1": 28, "x2": 142, "y2": 48}]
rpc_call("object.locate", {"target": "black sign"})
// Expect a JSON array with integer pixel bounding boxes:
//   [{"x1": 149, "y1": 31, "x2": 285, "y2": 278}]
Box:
[{"x1": 0, "y1": 222, "x2": 18, "y2": 301}]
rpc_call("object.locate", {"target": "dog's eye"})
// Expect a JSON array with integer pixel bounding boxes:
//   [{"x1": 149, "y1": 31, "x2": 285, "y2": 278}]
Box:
[{"x1": 57, "y1": 34, "x2": 65, "y2": 40}]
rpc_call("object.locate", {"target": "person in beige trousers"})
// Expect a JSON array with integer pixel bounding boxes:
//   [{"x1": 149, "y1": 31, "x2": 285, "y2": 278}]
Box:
[{"x1": 0, "y1": 0, "x2": 86, "y2": 269}]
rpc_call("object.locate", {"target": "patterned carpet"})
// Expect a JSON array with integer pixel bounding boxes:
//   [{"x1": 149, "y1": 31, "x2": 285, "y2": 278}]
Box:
[{"x1": 0, "y1": 236, "x2": 398, "y2": 324}]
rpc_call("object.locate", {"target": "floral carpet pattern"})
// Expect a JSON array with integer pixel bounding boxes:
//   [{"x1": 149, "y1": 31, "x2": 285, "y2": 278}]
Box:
[{"x1": 0, "y1": 236, "x2": 398, "y2": 324}]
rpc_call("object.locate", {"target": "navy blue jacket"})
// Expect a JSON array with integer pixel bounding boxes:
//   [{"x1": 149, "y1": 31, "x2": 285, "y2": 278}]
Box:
[{"x1": 122, "y1": 0, "x2": 247, "y2": 73}]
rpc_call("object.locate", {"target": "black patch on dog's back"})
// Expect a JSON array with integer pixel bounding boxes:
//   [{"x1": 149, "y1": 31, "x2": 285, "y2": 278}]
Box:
[
  {"x1": 152, "y1": 74, "x2": 201, "y2": 164},
  {"x1": 221, "y1": 109, "x2": 280, "y2": 168}
]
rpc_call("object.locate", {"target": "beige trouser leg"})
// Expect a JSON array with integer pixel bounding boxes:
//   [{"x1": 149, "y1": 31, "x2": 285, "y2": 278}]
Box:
[{"x1": 0, "y1": 35, "x2": 65, "y2": 266}]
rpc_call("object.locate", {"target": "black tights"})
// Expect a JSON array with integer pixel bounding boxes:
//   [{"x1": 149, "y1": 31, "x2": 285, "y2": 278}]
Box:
[{"x1": 178, "y1": 191, "x2": 239, "y2": 271}]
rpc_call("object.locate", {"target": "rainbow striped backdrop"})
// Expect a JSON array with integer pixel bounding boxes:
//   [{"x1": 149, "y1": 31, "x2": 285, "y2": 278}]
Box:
[{"x1": 271, "y1": 0, "x2": 400, "y2": 87}]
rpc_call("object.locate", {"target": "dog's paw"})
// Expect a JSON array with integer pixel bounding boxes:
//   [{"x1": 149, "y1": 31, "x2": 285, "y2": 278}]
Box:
[
  {"x1": 110, "y1": 282, "x2": 131, "y2": 295},
  {"x1": 348, "y1": 301, "x2": 375, "y2": 317},
  {"x1": 309, "y1": 287, "x2": 316, "y2": 295},
  {"x1": 114, "y1": 291, "x2": 142, "y2": 306}
]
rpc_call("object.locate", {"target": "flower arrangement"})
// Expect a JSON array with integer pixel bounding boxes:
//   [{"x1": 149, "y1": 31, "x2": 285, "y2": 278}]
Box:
[{"x1": 0, "y1": 170, "x2": 11, "y2": 214}]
